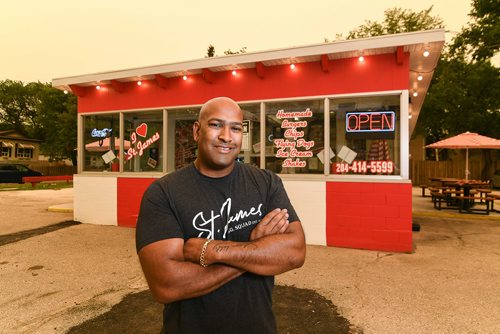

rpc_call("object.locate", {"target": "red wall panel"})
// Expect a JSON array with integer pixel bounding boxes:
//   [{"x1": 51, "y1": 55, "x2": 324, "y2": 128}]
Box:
[
  {"x1": 326, "y1": 182, "x2": 412, "y2": 252},
  {"x1": 117, "y1": 177, "x2": 156, "y2": 227},
  {"x1": 78, "y1": 53, "x2": 409, "y2": 113}
]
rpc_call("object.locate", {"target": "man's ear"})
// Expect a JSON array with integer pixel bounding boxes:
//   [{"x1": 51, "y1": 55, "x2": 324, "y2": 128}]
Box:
[{"x1": 193, "y1": 121, "x2": 200, "y2": 141}]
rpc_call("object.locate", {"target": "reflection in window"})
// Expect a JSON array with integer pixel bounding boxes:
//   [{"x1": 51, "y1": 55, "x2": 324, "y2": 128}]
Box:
[
  {"x1": 237, "y1": 104, "x2": 260, "y2": 167},
  {"x1": 265, "y1": 100, "x2": 324, "y2": 174},
  {"x1": 83, "y1": 114, "x2": 120, "y2": 172},
  {"x1": 167, "y1": 108, "x2": 199, "y2": 172},
  {"x1": 123, "y1": 111, "x2": 163, "y2": 172},
  {"x1": 330, "y1": 95, "x2": 400, "y2": 175}
]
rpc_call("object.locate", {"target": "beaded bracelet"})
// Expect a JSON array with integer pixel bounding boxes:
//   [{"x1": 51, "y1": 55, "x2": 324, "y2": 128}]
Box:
[{"x1": 199, "y1": 239, "x2": 213, "y2": 267}]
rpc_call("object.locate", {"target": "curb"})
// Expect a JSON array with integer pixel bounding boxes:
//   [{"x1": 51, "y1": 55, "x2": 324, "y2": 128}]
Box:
[
  {"x1": 47, "y1": 204, "x2": 74, "y2": 213},
  {"x1": 413, "y1": 210, "x2": 500, "y2": 221}
]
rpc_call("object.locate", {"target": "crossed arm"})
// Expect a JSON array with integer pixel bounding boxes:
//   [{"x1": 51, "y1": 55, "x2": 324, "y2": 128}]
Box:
[{"x1": 138, "y1": 209, "x2": 306, "y2": 304}]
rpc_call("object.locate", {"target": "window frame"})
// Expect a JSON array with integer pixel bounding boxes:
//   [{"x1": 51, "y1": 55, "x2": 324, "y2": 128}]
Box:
[{"x1": 77, "y1": 90, "x2": 409, "y2": 181}]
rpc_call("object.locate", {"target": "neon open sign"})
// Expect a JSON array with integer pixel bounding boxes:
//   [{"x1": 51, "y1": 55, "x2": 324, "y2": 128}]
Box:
[{"x1": 346, "y1": 111, "x2": 395, "y2": 133}]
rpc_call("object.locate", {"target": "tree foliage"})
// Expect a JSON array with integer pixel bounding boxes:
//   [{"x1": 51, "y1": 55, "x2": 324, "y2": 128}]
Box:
[
  {"x1": 417, "y1": 57, "x2": 500, "y2": 143},
  {"x1": 0, "y1": 80, "x2": 77, "y2": 163},
  {"x1": 205, "y1": 45, "x2": 247, "y2": 57},
  {"x1": 450, "y1": 0, "x2": 500, "y2": 61},
  {"x1": 346, "y1": 7, "x2": 444, "y2": 39},
  {"x1": 205, "y1": 44, "x2": 215, "y2": 58}
]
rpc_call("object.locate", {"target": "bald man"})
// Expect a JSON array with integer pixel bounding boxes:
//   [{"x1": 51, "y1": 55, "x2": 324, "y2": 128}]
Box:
[{"x1": 136, "y1": 97, "x2": 305, "y2": 334}]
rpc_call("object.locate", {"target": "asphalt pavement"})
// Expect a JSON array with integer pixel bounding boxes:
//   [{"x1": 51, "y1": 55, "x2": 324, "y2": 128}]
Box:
[{"x1": 1, "y1": 187, "x2": 499, "y2": 333}]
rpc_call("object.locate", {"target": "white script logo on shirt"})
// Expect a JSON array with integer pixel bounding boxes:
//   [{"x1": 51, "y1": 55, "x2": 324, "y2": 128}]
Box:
[{"x1": 192, "y1": 198, "x2": 263, "y2": 239}]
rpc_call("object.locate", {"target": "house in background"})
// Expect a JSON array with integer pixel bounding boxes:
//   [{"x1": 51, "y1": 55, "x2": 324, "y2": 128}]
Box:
[{"x1": 0, "y1": 130, "x2": 41, "y2": 161}]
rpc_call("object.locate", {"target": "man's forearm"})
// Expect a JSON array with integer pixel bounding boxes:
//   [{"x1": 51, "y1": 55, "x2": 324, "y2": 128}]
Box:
[
  {"x1": 138, "y1": 242, "x2": 244, "y2": 304},
  {"x1": 204, "y1": 224, "x2": 305, "y2": 276}
]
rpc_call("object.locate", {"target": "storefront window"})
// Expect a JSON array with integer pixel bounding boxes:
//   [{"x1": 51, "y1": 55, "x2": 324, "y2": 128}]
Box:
[
  {"x1": 123, "y1": 110, "x2": 163, "y2": 172},
  {"x1": 329, "y1": 95, "x2": 400, "y2": 175},
  {"x1": 83, "y1": 113, "x2": 120, "y2": 172},
  {"x1": 237, "y1": 103, "x2": 260, "y2": 167},
  {"x1": 265, "y1": 100, "x2": 324, "y2": 174},
  {"x1": 167, "y1": 108, "x2": 199, "y2": 172}
]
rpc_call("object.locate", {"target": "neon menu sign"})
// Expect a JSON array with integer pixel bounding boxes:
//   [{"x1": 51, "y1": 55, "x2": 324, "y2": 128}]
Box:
[
  {"x1": 346, "y1": 111, "x2": 396, "y2": 139},
  {"x1": 274, "y1": 108, "x2": 315, "y2": 168}
]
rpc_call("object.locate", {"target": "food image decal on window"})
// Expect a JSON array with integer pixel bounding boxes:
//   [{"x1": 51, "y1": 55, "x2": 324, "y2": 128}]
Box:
[
  {"x1": 125, "y1": 123, "x2": 160, "y2": 165},
  {"x1": 274, "y1": 108, "x2": 315, "y2": 168}
]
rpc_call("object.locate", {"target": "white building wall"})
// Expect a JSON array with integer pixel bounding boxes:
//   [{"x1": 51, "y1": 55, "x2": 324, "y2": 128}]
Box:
[
  {"x1": 74, "y1": 175, "x2": 117, "y2": 226},
  {"x1": 282, "y1": 180, "x2": 326, "y2": 246}
]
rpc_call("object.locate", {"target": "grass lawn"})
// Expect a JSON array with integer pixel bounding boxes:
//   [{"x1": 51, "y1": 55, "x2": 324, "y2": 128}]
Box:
[{"x1": 0, "y1": 182, "x2": 73, "y2": 191}]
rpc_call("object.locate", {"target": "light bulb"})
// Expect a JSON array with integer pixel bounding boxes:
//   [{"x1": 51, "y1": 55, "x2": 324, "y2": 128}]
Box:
[
  {"x1": 358, "y1": 56, "x2": 364, "y2": 62},
  {"x1": 232, "y1": 70, "x2": 237, "y2": 76},
  {"x1": 137, "y1": 80, "x2": 142, "y2": 86},
  {"x1": 413, "y1": 91, "x2": 418, "y2": 97},
  {"x1": 63, "y1": 90, "x2": 68, "y2": 94},
  {"x1": 423, "y1": 50, "x2": 430, "y2": 57},
  {"x1": 417, "y1": 74, "x2": 423, "y2": 81},
  {"x1": 96, "y1": 85, "x2": 101, "y2": 90},
  {"x1": 290, "y1": 63, "x2": 296, "y2": 70},
  {"x1": 182, "y1": 75, "x2": 187, "y2": 81}
]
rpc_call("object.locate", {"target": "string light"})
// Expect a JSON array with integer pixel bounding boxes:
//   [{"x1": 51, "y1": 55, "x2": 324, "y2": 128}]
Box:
[
  {"x1": 137, "y1": 80, "x2": 142, "y2": 86},
  {"x1": 232, "y1": 70, "x2": 237, "y2": 76},
  {"x1": 96, "y1": 85, "x2": 101, "y2": 90},
  {"x1": 413, "y1": 91, "x2": 418, "y2": 97},
  {"x1": 358, "y1": 56, "x2": 365, "y2": 62},
  {"x1": 63, "y1": 90, "x2": 68, "y2": 94},
  {"x1": 423, "y1": 50, "x2": 430, "y2": 57},
  {"x1": 290, "y1": 63, "x2": 296, "y2": 70},
  {"x1": 182, "y1": 75, "x2": 187, "y2": 81},
  {"x1": 417, "y1": 74, "x2": 423, "y2": 81}
]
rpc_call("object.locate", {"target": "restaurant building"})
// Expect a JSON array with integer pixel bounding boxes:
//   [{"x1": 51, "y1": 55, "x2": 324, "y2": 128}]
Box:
[{"x1": 52, "y1": 29, "x2": 445, "y2": 252}]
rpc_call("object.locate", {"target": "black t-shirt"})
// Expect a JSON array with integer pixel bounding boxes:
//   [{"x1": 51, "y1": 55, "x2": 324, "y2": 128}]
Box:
[{"x1": 136, "y1": 163, "x2": 299, "y2": 334}]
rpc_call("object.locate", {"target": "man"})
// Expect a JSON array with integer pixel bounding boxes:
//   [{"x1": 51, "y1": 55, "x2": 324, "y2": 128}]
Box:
[{"x1": 136, "y1": 97, "x2": 306, "y2": 333}]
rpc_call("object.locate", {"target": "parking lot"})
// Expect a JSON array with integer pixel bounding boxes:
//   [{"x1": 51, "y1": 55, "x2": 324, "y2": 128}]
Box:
[{"x1": 1, "y1": 188, "x2": 500, "y2": 333}]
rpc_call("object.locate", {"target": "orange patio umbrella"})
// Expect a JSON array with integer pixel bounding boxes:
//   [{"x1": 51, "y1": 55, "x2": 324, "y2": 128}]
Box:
[{"x1": 426, "y1": 132, "x2": 500, "y2": 181}]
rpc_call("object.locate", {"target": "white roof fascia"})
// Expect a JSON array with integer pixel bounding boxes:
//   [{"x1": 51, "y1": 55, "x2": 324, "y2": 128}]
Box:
[{"x1": 52, "y1": 29, "x2": 445, "y2": 88}]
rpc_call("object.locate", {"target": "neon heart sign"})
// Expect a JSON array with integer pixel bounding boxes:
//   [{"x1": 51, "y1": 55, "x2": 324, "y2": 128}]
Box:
[{"x1": 125, "y1": 122, "x2": 160, "y2": 161}]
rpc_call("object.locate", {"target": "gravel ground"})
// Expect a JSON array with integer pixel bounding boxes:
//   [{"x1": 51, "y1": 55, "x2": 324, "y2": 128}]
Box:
[{"x1": 1, "y1": 188, "x2": 500, "y2": 333}]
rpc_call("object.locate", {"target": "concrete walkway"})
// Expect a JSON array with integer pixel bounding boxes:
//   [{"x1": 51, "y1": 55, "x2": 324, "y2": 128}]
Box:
[{"x1": 1, "y1": 187, "x2": 499, "y2": 333}]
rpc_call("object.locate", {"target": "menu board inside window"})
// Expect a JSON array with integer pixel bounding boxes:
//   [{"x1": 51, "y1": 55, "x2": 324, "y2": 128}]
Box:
[{"x1": 265, "y1": 100, "x2": 324, "y2": 174}]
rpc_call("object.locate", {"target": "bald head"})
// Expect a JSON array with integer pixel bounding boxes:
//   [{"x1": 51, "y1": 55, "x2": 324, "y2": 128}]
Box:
[
  {"x1": 198, "y1": 97, "x2": 242, "y2": 122},
  {"x1": 193, "y1": 97, "x2": 243, "y2": 177}
]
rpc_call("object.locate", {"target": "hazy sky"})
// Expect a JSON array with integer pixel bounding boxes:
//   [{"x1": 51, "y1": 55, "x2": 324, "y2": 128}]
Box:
[{"x1": 0, "y1": 0, "x2": 472, "y2": 83}]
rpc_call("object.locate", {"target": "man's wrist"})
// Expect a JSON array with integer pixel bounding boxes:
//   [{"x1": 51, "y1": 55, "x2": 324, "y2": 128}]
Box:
[{"x1": 199, "y1": 239, "x2": 213, "y2": 267}]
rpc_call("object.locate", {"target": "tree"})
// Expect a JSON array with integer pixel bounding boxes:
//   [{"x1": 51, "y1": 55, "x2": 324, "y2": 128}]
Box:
[
  {"x1": 417, "y1": 57, "x2": 500, "y2": 142},
  {"x1": 204, "y1": 45, "x2": 248, "y2": 57},
  {"x1": 345, "y1": 6, "x2": 444, "y2": 39},
  {"x1": 451, "y1": 0, "x2": 500, "y2": 61},
  {"x1": 0, "y1": 80, "x2": 77, "y2": 163},
  {"x1": 206, "y1": 44, "x2": 215, "y2": 58},
  {"x1": 223, "y1": 47, "x2": 247, "y2": 55},
  {"x1": 0, "y1": 80, "x2": 35, "y2": 134}
]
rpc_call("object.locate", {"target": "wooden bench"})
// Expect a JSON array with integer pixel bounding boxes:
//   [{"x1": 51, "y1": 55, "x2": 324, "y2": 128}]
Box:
[
  {"x1": 456, "y1": 195, "x2": 494, "y2": 215},
  {"x1": 22, "y1": 175, "x2": 73, "y2": 187},
  {"x1": 486, "y1": 194, "x2": 500, "y2": 213},
  {"x1": 419, "y1": 184, "x2": 429, "y2": 197},
  {"x1": 476, "y1": 188, "x2": 492, "y2": 204}
]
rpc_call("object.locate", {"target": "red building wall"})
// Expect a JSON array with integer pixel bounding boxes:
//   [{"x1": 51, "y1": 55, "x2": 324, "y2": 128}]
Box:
[{"x1": 326, "y1": 182, "x2": 412, "y2": 252}]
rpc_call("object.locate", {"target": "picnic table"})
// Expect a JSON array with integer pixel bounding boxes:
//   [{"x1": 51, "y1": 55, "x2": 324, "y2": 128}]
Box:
[{"x1": 428, "y1": 178, "x2": 494, "y2": 214}]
